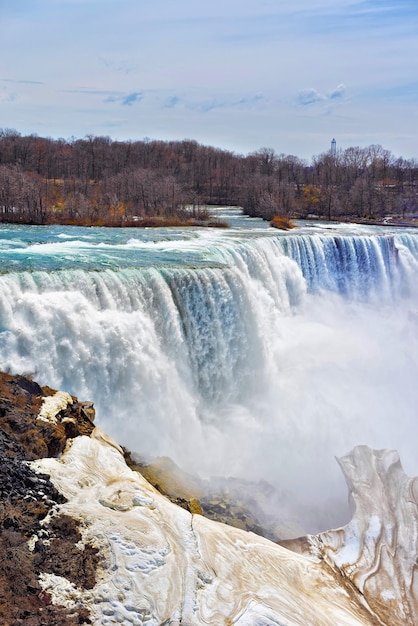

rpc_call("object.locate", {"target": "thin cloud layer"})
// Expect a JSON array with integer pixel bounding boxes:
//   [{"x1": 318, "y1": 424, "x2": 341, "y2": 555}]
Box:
[
  {"x1": 0, "y1": 0, "x2": 417, "y2": 158},
  {"x1": 189, "y1": 94, "x2": 264, "y2": 113},
  {"x1": 105, "y1": 92, "x2": 144, "y2": 107},
  {"x1": 298, "y1": 84, "x2": 346, "y2": 106}
]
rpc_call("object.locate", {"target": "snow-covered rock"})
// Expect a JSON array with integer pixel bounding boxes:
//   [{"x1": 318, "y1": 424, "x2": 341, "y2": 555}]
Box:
[
  {"x1": 295, "y1": 446, "x2": 418, "y2": 625},
  {"x1": 33, "y1": 430, "x2": 385, "y2": 625},
  {"x1": 1, "y1": 369, "x2": 409, "y2": 625}
]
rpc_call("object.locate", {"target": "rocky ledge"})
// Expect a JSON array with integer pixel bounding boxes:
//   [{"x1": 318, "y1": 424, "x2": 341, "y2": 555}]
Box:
[
  {"x1": 0, "y1": 372, "x2": 417, "y2": 625},
  {"x1": 0, "y1": 372, "x2": 97, "y2": 625}
]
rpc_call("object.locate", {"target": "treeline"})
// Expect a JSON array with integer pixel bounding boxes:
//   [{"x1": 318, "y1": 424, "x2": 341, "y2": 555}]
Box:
[{"x1": 0, "y1": 128, "x2": 417, "y2": 225}]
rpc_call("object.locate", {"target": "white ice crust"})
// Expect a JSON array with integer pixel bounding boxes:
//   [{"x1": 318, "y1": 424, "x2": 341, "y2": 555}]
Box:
[
  {"x1": 31, "y1": 429, "x2": 384, "y2": 625},
  {"x1": 38, "y1": 391, "x2": 73, "y2": 423},
  {"x1": 308, "y1": 446, "x2": 418, "y2": 625}
]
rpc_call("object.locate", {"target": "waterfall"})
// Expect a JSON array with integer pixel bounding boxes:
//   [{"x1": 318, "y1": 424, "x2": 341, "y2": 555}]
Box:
[
  {"x1": 279, "y1": 232, "x2": 413, "y2": 299},
  {"x1": 1, "y1": 224, "x2": 417, "y2": 532}
]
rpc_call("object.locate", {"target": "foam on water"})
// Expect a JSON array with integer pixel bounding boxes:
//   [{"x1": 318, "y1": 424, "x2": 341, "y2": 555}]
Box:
[{"x1": 1, "y1": 216, "x2": 418, "y2": 531}]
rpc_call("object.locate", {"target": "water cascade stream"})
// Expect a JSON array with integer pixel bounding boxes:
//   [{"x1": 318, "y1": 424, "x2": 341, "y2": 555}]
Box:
[{"x1": 1, "y1": 212, "x2": 417, "y2": 532}]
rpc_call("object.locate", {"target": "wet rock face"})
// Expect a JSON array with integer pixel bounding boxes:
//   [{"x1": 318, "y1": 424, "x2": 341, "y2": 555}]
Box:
[{"x1": 0, "y1": 372, "x2": 97, "y2": 625}]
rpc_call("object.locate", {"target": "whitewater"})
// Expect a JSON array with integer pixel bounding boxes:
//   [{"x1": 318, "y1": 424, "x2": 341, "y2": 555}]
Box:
[{"x1": 1, "y1": 208, "x2": 417, "y2": 533}]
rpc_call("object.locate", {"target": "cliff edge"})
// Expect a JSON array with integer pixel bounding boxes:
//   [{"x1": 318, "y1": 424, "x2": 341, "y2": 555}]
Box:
[{"x1": 0, "y1": 372, "x2": 415, "y2": 625}]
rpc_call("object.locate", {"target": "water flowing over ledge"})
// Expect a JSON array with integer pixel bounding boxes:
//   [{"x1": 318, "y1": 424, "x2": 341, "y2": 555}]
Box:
[{"x1": 0, "y1": 216, "x2": 418, "y2": 533}]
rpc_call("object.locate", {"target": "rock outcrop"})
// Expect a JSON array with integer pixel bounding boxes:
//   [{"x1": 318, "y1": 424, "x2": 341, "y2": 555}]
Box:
[
  {"x1": 285, "y1": 446, "x2": 418, "y2": 625},
  {"x1": 0, "y1": 372, "x2": 96, "y2": 625},
  {"x1": 0, "y1": 372, "x2": 416, "y2": 625},
  {"x1": 33, "y1": 429, "x2": 379, "y2": 626}
]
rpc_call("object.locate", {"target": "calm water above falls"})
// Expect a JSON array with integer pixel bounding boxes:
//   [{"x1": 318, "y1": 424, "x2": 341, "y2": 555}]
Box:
[{"x1": 1, "y1": 209, "x2": 418, "y2": 532}]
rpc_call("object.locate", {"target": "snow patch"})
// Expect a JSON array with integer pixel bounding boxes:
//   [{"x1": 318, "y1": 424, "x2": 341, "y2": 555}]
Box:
[
  {"x1": 31, "y1": 432, "x2": 379, "y2": 625},
  {"x1": 39, "y1": 572, "x2": 87, "y2": 609},
  {"x1": 38, "y1": 391, "x2": 73, "y2": 424}
]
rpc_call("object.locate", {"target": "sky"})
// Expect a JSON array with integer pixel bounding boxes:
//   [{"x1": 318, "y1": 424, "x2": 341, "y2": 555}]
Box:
[{"x1": 1, "y1": 0, "x2": 418, "y2": 160}]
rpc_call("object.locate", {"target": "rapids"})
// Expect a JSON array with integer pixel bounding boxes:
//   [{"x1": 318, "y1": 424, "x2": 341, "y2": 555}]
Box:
[{"x1": 1, "y1": 209, "x2": 417, "y2": 533}]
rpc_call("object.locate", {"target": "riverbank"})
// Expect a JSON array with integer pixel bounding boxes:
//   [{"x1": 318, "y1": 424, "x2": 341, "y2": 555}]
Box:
[
  {"x1": 298, "y1": 215, "x2": 418, "y2": 229},
  {"x1": 0, "y1": 215, "x2": 229, "y2": 228}
]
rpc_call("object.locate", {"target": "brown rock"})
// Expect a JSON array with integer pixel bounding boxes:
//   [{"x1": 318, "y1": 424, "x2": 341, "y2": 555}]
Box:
[{"x1": 0, "y1": 372, "x2": 98, "y2": 625}]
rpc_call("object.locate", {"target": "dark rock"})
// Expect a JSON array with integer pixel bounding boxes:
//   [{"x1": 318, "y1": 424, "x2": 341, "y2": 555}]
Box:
[
  {"x1": 39, "y1": 515, "x2": 100, "y2": 590},
  {"x1": 0, "y1": 371, "x2": 98, "y2": 625},
  {"x1": 13, "y1": 375, "x2": 44, "y2": 398}
]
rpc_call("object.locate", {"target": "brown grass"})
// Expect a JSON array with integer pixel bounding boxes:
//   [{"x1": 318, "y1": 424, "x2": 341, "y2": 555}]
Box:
[
  {"x1": 269, "y1": 215, "x2": 296, "y2": 230},
  {"x1": 27, "y1": 215, "x2": 230, "y2": 229}
]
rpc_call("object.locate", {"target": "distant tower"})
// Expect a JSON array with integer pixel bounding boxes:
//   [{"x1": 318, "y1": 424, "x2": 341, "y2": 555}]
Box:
[{"x1": 331, "y1": 138, "x2": 336, "y2": 156}]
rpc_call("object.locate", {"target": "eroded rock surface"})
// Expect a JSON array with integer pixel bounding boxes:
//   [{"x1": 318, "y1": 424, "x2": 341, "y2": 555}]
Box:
[
  {"x1": 0, "y1": 372, "x2": 96, "y2": 625},
  {"x1": 33, "y1": 429, "x2": 379, "y2": 625},
  {"x1": 284, "y1": 446, "x2": 418, "y2": 625},
  {"x1": 0, "y1": 372, "x2": 416, "y2": 625}
]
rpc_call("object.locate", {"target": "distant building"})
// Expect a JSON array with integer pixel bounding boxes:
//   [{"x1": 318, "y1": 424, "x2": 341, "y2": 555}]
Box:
[{"x1": 331, "y1": 138, "x2": 336, "y2": 156}]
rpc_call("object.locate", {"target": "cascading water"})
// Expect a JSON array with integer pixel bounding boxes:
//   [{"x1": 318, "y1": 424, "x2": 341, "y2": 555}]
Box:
[{"x1": 1, "y1": 214, "x2": 417, "y2": 533}]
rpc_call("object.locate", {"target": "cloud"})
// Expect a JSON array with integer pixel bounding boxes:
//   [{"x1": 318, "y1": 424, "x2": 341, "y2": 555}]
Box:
[
  {"x1": 103, "y1": 92, "x2": 143, "y2": 106},
  {"x1": 328, "y1": 83, "x2": 346, "y2": 99},
  {"x1": 237, "y1": 94, "x2": 264, "y2": 107},
  {"x1": 298, "y1": 83, "x2": 346, "y2": 106},
  {"x1": 0, "y1": 78, "x2": 44, "y2": 85},
  {"x1": 298, "y1": 88, "x2": 325, "y2": 105},
  {"x1": 0, "y1": 91, "x2": 16, "y2": 103},
  {"x1": 189, "y1": 93, "x2": 263, "y2": 112},
  {"x1": 99, "y1": 58, "x2": 137, "y2": 75},
  {"x1": 64, "y1": 88, "x2": 122, "y2": 96},
  {"x1": 62, "y1": 88, "x2": 144, "y2": 107},
  {"x1": 121, "y1": 92, "x2": 143, "y2": 106},
  {"x1": 164, "y1": 96, "x2": 180, "y2": 109}
]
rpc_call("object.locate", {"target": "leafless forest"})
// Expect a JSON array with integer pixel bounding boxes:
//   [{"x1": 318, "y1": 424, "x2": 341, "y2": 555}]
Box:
[{"x1": 0, "y1": 129, "x2": 417, "y2": 226}]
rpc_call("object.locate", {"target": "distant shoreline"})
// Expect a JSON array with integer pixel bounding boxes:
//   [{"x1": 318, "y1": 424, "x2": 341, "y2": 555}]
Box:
[
  {"x1": 0, "y1": 216, "x2": 229, "y2": 229},
  {"x1": 0, "y1": 212, "x2": 417, "y2": 230},
  {"x1": 309, "y1": 217, "x2": 418, "y2": 229}
]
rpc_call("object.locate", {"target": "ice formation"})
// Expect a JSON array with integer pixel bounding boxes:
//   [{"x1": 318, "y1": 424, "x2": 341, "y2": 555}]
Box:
[{"x1": 33, "y1": 429, "x2": 414, "y2": 625}]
